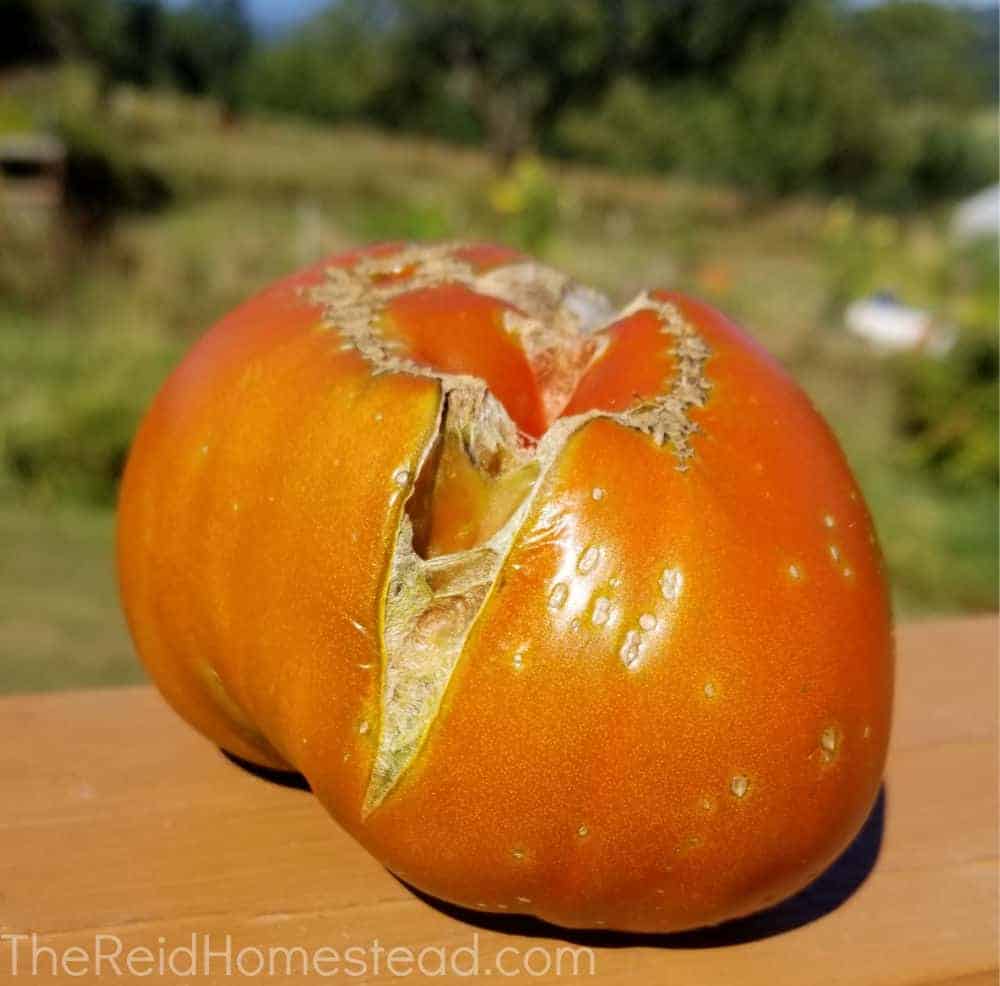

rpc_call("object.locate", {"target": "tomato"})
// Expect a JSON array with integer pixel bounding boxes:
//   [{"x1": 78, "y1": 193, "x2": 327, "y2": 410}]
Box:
[{"x1": 118, "y1": 241, "x2": 892, "y2": 932}]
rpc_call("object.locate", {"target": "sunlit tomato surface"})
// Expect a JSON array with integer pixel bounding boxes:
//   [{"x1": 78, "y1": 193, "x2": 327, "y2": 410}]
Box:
[{"x1": 117, "y1": 241, "x2": 893, "y2": 932}]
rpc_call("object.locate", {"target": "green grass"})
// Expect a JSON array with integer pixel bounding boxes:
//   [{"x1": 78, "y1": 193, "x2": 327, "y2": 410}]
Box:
[
  {"x1": 0, "y1": 504, "x2": 144, "y2": 693},
  {"x1": 0, "y1": 79, "x2": 995, "y2": 692}
]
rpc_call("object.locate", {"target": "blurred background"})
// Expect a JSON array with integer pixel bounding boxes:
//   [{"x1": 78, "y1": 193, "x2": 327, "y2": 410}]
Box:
[{"x1": 0, "y1": 0, "x2": 997, "y2": 693}]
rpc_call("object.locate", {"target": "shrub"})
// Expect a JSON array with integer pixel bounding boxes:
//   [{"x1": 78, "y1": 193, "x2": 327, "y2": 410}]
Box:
[
  {"x1": 554, "y1": 4, "x2": 892, "y2": 198},
  {"x1": 59, "y1": 115, "x2": 171, "y2": 232},
  {"x1": 907, "y1": 116, "x2": 998, "y2": 202},
  {"x1": 895, "y1": 239, "x2": 999, "y2": 488},
  {"x1": 551, "y1": 77, "x2": 664, "y2": 172},
  {"x1": 486, "y1": 154, "x2": 559, "y2": 252},
  {"x1": 725, "y1": 3, "x2": 888, "y2": 194}
]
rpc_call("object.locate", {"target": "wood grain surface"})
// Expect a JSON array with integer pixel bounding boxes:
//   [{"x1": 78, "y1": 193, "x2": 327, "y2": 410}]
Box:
[{"x1": 0, "y1": 616, "x2": 996, "y2": 984}]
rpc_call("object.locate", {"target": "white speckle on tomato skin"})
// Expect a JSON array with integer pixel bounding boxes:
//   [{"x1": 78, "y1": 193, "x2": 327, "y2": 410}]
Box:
[
  {"x1": 820, "y1": 725, "x2": 842, "y2": 762},
  {"x1": 619, "y1": 630, "x2": 642, "y2": 670},
  {"x1": 659, "y1": 567, "x2": 684, "y2": 601},
  {"x1": 577, "y1": 545, "x2": 601, "y2": 575},
  {"x1": 591, "y1": 596, "x2": 612, "y2": 627},
  {"x1": 730, "y1": 774, "x2": 749, "y2": 799},
  {"x1": 548, "y1": 582, "x2": 569, "y2": 610}
]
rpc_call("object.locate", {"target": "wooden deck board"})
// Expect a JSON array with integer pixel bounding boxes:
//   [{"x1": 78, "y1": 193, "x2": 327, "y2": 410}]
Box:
[{"x1": 0, "y1": 616, "x2": 996, "y2": 984}]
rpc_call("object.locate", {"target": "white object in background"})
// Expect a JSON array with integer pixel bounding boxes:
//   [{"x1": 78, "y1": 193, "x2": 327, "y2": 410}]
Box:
[
  {"x1": 951, "y1": 184, "x2": 1000, "y2": 243},
  {"x1": 845, "y1": 292, "x2": 955, "y2": 356}
]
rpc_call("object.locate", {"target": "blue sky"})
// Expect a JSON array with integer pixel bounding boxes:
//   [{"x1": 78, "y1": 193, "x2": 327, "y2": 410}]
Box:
[
  {"x1": 242, "y1": 0, "x2": 329, "y2": 33},
  {"x1": 163, "y1": 0, "x2": 329, "y2": 35},
  {"x1": 236, "y1": 0, "x2": 998, "y2": 31},
  {"x1": 165, "y1": 0, "x2": 998, "y2": 36}
]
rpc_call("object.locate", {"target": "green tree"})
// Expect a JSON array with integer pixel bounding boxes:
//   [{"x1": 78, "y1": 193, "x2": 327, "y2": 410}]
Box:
[
  {"x1": 111, "y1": 0, "x2": 169, "y2": 89},
  {"x1": 0, "y1": 0, "x2": 123, "y2": 72},
  {"x1": 165, "y1": 0, "x2": 253, "y2": 111},
  {"x1": 0, "y1": 0, "x2": 57, "y2": 68},
  {"x1": 850, "y1": 1, "x2": 985, "y2": 108},
  {"x1": 727, "y1": 1, "x2": 889, "y2": 193},
  {"x1": 623, "y1": 0, "x2": 799, "y2": 82},
  {"x1": 377, "y1": 0, "x2": 621, "y2": 168},
  {"x1": 245, "y1": 0, "x2": 391, "y2": 122}
]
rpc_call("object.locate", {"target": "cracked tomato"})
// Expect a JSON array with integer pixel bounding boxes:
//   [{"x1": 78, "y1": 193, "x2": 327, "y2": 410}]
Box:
[{"x1": 117, "y1": 241, "x2": 893, "y2": 932}]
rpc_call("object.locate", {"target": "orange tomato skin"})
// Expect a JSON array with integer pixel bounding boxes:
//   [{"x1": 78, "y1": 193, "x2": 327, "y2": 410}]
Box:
[{"x1": 117, "y1": 243, "x2": 892, "y2": 932}]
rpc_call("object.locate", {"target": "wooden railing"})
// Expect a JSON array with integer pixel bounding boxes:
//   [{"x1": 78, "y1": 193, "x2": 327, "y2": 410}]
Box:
[{"x1": 1, "y1": 616, "x2": 996, "y2": 984}]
